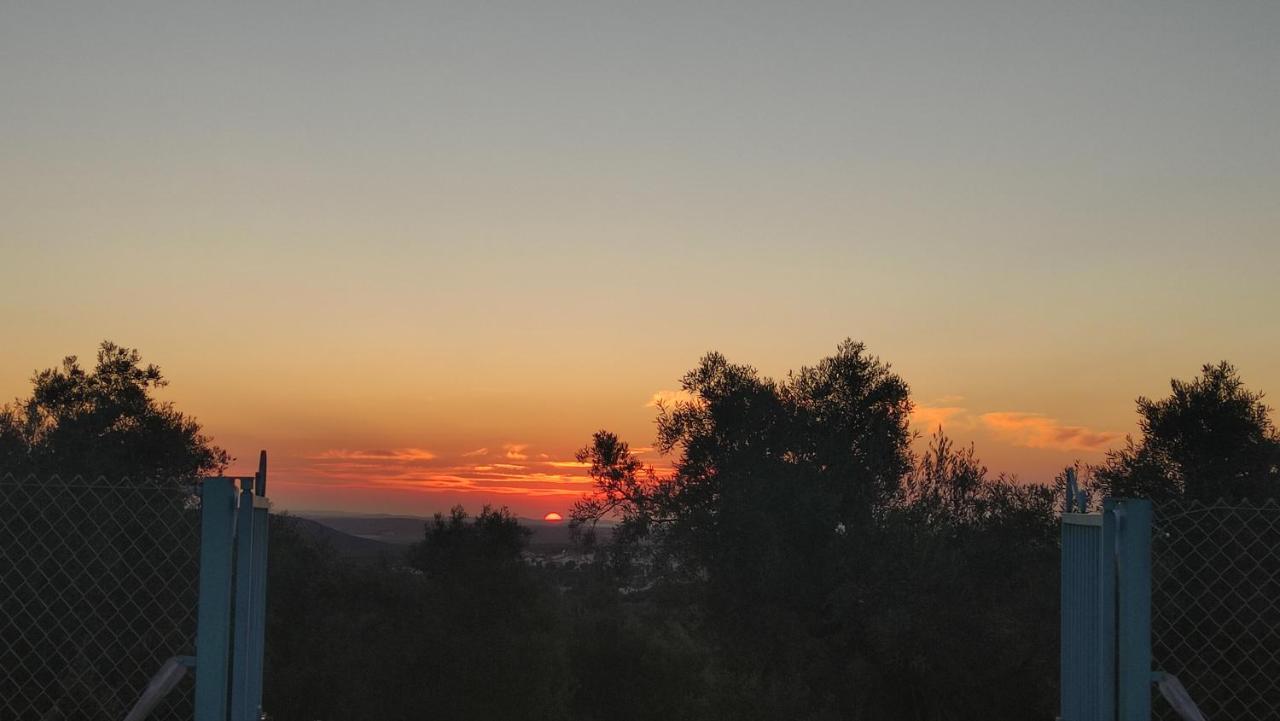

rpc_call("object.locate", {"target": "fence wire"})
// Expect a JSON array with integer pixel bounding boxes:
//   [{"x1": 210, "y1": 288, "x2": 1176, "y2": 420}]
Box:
[
  {"x1": 0, "y1": 475, "x2": 202, "y2": 721},
  {"x1": 1152, "y1": 499, "x2": 1280, "y2": 721}
]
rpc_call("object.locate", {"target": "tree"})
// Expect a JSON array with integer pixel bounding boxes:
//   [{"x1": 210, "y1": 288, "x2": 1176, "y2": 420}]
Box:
[
  {"x1": 572, "y1": 339, "x2": 913, "y2": 567},
  {"x1": 409, "y1": 504, "x2": 530, "y2": 583},
  {"x1": 571, "y1": 340, "x2": 915, "y2": 719},
  {"x1": 407, "y1": 506, "x2": 572, "y2": 721},
  {"x1": 1093, "y1": 361, "x2": 1280, "y2": 501},
  {"x1": 0, "y1": 341, "x2": 229, "y2": 480},
  {"x1": 0, "y1": 343, "x2": 228, "y2": 719},
  {"x1": 265, "y1": 508, "x2": 572, "y2": 721},
  {"x1": 852, "y1": 430, "x2": 1060, "y2": 720},
  {"x1": 569, "y1": 431, "x2": 666, "y2": 561},
  {"x1": 899, "y1": 429, "x2": 988, "y2": 524}
]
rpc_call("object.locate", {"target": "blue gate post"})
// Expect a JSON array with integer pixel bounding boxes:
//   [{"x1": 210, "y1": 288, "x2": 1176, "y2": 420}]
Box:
[
  {"x1": 1100, "y1": 499, "x2": 1118, "y2": 720},
  {"x1": 195, "y1": 478, "x2": 238, "y2": 721},
  {"x1": 230, "y1": 477, "x2": 258, "y2": 721},
  {"x1": 230, "y1": 451, "x2": 272, "y2": 721},
  {"x1": 1115, "y1": 499, "x2": 1152, "y2": 721},
  {"x1": 246, "y1": 452, "x2": 271, "y2": 719},
  {"x1": 1062, "y1": 507, "x2": 1109, "y2": 721}
]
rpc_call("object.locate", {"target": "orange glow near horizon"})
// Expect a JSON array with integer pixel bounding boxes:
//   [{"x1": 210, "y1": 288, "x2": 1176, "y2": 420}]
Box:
[
  {"x1": 544, "y1": 512, "x2": 564, "y2": 522},
  {"x1": 5, "y1": 341, "x2": 1277, "y2": 520},
  {"x1": 5, "y1": 341, "x2": 1277, "y2": 519},
  {"x1": 223, "y1": 388, "x2": 1138, "y2": 518}
]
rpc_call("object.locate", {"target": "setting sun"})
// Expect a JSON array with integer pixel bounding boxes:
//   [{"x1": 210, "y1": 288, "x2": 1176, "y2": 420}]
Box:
[{"x1": 543, "y1": 512, "x2": 563, "y2": 522}]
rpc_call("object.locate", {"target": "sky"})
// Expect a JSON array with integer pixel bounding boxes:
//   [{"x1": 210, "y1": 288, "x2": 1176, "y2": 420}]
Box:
[{"x1": 2, "y1": 1, "x2": 1278, "y2": 518}]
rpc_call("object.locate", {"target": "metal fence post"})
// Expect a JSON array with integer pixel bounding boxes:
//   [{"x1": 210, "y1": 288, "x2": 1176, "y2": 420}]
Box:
[
  {"x1": 195, "y1": 477, "x2": 238, "y2": 721},
  {"x1": 1061, "y1": 509, "x2": 1108, "y2": 721},
  {"x1": 247, "y1": 451, "x2": 271, "y2": 719},
  {"x1": 1116, "y1": 499, "x2": 1152, "y2": 721},
  {"x1": 230, "y1": 452, "x2": 272, "y2": 721},
  {"x1": 1100, "y1": 499, "x2": 1118, "y2": 721},
  {"x1": 231, "y1": 478, "x2": 258, "y2": 721}
]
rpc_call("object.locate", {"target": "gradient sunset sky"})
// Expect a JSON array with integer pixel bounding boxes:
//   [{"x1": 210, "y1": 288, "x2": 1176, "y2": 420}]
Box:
[{"x1": 3, "y1": 2, "x2": 1278, "y2": 517}]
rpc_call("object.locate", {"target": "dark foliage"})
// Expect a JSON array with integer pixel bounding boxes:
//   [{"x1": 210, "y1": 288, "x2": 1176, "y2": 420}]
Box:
[
  {"x1": 264, "y1": 509, "x2": 571, "y2": 721},
  {"x1": 15, "y1": 342, "x2": 1277, "y2": 721},
  {"x1": 0, "y1": 341, "x2": 228, "y2": 480},
  {"x1": 570, "y1": 342, "x2": 1062, "y2": 720},
  {"x1": 1093, "y1": 361, "x2": 1280, "y2": 501}
]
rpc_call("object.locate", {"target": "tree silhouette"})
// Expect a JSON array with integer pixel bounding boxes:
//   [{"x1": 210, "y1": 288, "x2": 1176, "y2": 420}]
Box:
[
  {"x1": 571, "y1": 340, "x2": 923, "y2": 718},
  {"x1": 409, "y1": 504, "x2": 530, "y2": 582},
  {"x1": 1093, "y1": 361, "x2": 1280, "y2": 501},
  {"x1": 870, "y1": 429, "x2": 1060, "y2": 718},
  {"x1": 0, "y1": 341, "x2": 228, "y2": 480},
  {"x1": 0, "y1": 343, "x2": 224, "y2": 720},
  {"x1": 265, "y1": 508, "x2": 572, "y2": 721}
]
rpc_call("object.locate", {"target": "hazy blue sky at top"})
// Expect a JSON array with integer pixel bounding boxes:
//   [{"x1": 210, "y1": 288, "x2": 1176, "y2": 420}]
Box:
[
  {"x1": 2, "y1": 1, "x2": 1278, "y2": 507},
  {"x1": 6, "y1": 2, "x2": 1276, "y2": 238}
]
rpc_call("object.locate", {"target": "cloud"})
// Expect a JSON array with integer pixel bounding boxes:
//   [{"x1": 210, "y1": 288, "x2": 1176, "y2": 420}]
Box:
[
  {"x1": 645, "y1": 389, "x2": 698, "y2": 408},
  {"x1": 910, "y1": 405, "x2": 970, "y2": 431},
  {"x1": 290, "y1": 445, "x2": 602, "y2": 499},
  {"x1": 312, "y1": 448, "x2": 437, "y2": 462},
  {"x1": 908, "y1": 401, "x2": 1119, "y2": 454},
  {"x1": 296, "y1": 462, "x2": 594, "y2": 498},
  {"x1": 979, "y1": 412, "x2": 1120, "y2": 452},
  {"x1": 461, "y1": 447, "x2": 489, "y2": 457},
  {"x1": 545, "y1": 460, "x2": 591, "y2": 469}
]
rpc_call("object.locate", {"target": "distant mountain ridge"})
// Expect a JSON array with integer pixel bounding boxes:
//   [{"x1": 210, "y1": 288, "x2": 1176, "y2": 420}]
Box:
[
  {"x1": 297, "y1": 511, "x2": 593, "y2": 552},
  {"x1": 284, "y1": 516, "x2": 403, "y2": 563}
]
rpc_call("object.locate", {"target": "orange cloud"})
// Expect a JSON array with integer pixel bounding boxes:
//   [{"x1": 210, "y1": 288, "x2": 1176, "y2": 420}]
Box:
[
  {"x1": 312, "y1": 448, "x2": 437, "y2": 462},
  {"x1": 285, "y1": 440, "x2": 604, "y2": 505},
  {"x1": 979, "y1": 412, "x2": 1120, "y2": 452},
  {"x1": 910, "y1": 405, "x2": 970, "y2": 431},
  {"x1": 289, "y1": 457, "x2": 595, "y2": 499}
]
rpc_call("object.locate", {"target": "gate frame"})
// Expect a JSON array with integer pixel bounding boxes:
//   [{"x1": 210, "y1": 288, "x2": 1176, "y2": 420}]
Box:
[
  {"x1": 1060, "y1": 496, "x2": 1152, "y2": 721},
  {"x1": 194, "y1": 451, "x2": 271, "y2": 721}
]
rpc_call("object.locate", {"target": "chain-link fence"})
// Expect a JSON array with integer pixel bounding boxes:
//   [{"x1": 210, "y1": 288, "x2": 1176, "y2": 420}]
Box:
[
  {"x1": 0, "y1": 475, "x2": 202, "y2": 721},
  {"x1": 1152, "y1": 499, "x2": 1280, "y2": 721}
]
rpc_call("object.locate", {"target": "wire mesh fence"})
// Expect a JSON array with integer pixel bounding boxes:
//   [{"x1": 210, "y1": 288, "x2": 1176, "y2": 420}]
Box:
[
  {"x1": 0, "y1": 475, "x2": 202, "y2": 721},
  {"x1": 1152, "y1": 498, "x2": 1280, "y2": 721}
]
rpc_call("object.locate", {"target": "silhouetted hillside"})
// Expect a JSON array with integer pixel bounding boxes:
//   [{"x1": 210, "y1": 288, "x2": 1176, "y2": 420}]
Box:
[
  {"x1": 285, "y1": 516, "x2": 403, "y2": 563},
  {"x1": 300, "y1": 512, "x2": 583, "y2": 553}
]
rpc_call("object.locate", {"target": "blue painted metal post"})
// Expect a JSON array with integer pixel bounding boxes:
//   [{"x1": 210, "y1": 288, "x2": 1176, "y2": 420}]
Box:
[
  {"x1": 1116, "y1": 499, "x2": 1152, "y2": 721},
  {"x1": 230, "y1": 478, "x2": 258, "y2": 721},
  {"x1": 1100, "y1": 500, "x2": 1118, "y2": 720},
  {"x1": 195, "y1": 478, "x2": 238, "y2": 721},
  {"x1": 246, "y1": 451, "x2": 271, "y2": 719},
  {"x1": 1061, "y1": 510, "x2": 1105, "y2": 721}
]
